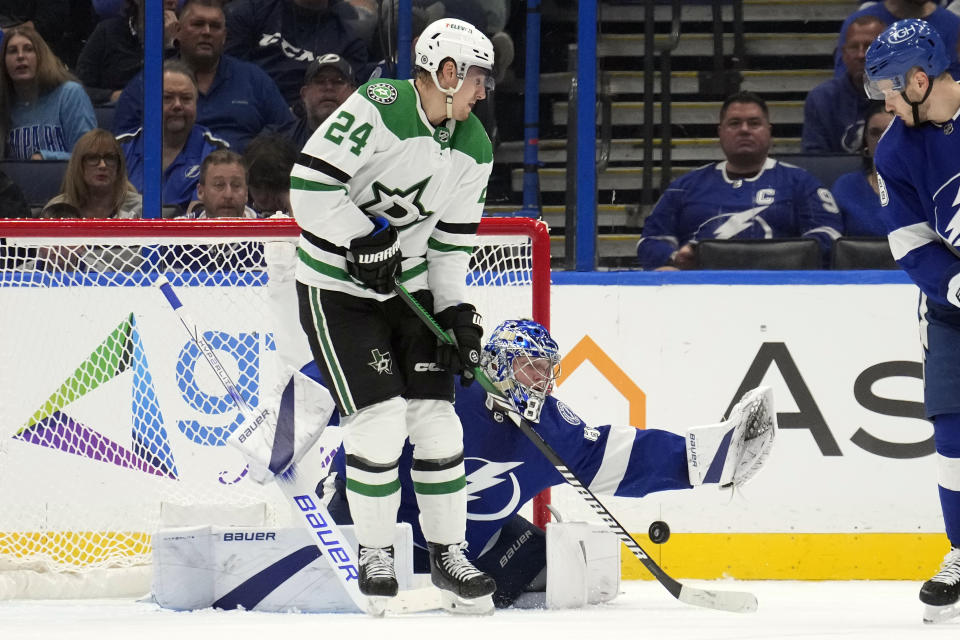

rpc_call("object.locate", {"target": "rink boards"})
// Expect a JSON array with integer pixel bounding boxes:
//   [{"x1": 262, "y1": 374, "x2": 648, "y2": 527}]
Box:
[
  {"x1": 548, "y1": 270, "x2": 941, "y2": 580},
  {"x1": 0, "y1": 270, "x2": 946, "y2": 580}
]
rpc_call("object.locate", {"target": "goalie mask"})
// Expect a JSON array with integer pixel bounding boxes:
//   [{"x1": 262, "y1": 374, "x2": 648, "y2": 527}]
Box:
[{"x1": 481, "y1": 319, "x2": 561, "y2": 422}]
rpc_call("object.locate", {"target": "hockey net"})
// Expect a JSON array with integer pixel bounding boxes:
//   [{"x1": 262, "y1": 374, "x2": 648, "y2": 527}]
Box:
[{"x1": 0, "y1": 216, "x2": 550, "y2": 599}]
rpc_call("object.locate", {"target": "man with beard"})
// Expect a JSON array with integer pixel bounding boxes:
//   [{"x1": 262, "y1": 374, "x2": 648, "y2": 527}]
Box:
[
  {"x1": 636, "y1": 91, "x2": 844, "y2": 270},
  {"x1": 117, "y1": 60, "x2": 227, "y2": 214},
  {"x1": 285, "y1": 54, "x2": 356, "y2": 149},
  {"x1": 866, "y1": 18, "x2": 960, "y2": 624}
]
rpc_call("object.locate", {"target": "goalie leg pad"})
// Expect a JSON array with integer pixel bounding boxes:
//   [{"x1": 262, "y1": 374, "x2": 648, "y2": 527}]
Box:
[
  {"x1": 686, "y1": 386, "x2": 776, "y2": 488},
  {"x1": 545, "y1": 521, "x2": 620, "y2": 609},
  {"x1": 227, "y1": 365, "x2": 336, "y2": 484}
]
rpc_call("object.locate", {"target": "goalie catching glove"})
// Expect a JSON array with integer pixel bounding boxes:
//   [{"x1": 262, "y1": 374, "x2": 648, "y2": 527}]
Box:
[
  {"x1": 346, "y1": 216, "x2": 402, "y2": 295},
  {"x1": 685, "y1": 386, "x2": 776, "y2": 489},
  {"x1": 436, "y1": 303, "x2": 483, "y2": 386}
]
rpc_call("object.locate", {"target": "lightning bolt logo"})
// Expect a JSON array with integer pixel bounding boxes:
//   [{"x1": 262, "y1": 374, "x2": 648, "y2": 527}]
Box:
[
  {"x1": 464, "y1": 458, "x2": 523, "y2": 521},
  {"x1": 945, "y1": 185, "x2": 960, "y2": 246},
  {"x1": 710, "y1": 205, "x2": 772, "y2": 239}
]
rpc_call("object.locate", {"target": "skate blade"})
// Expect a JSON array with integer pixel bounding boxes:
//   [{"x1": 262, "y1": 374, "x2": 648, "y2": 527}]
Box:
[
  {"x1": 440, "y1": 591, "x2": 494, "y2": 616},
  {"x1": 923, "y1": 603, "x2": 960, "y2": 624},
  {"x1": 366, "y1": 596, "x2": 389, "y2": 617}
]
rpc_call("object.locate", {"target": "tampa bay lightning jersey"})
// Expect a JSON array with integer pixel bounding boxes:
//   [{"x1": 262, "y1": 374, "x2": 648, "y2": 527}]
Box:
[
  {"x1": 637, "y1": 158, "x2": 844, "y2": 269},
  {"x1": 874, "y1": 112, "x2": 960, "y2": 309},
  {"x1": 326, "y1": 377, "x2": 691, "y2": 559}
]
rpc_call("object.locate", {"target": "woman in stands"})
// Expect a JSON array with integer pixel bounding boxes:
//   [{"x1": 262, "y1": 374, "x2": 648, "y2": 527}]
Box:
[
  {"x1": 42, "y1": 128, "x2": 141, "y2": 219},
  {"x1": 0, "y1": 24, "x2": 96, "y2": 160},
  {"x1": 832, "y1": 102, "x2": 895, "y2": 237}
]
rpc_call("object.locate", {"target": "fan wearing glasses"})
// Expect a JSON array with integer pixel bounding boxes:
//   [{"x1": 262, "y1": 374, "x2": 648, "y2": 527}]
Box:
[{"x1": 41, "y1": 128, "x2": 141, "y2": 219}]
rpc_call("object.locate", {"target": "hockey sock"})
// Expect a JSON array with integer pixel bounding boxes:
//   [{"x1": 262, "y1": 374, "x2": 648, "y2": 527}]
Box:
[
  {"x1": 933, "y1": 413, "x2": 960, "y2": 547},
  {"x1": 345, "y1": 453, "x2": 402, "y2": 548},
  {"x1": 412, "y1": 452, "x2": 467, "y2": 544}
]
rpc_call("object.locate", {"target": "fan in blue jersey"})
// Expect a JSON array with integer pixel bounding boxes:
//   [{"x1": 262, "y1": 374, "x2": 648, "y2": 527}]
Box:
[
  {"x1": 866, "y1": 17, "x2": 960, "y2": 624},
  {"x1": 234, "y1": 319, "x2": 777, "y2": 609},
  {"x1": 636, "y1": 91, "x2": 844, "y2": 270}
]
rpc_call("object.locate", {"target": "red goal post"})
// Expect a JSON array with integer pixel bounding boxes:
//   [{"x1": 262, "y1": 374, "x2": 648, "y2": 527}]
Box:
[{"x1": 0, "y1": 215, "x2": 551, "y2": 597}]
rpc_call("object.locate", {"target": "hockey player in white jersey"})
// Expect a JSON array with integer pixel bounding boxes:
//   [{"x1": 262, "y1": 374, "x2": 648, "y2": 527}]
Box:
[
  {"x1": 865, "y1": 18, "x2": 960, "y2": 623},
  {"x1": 289, "y1": 18, "x2": 497, "y2": 610}
]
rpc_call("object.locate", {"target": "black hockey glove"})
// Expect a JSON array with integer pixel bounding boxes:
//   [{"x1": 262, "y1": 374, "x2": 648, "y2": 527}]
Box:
[
  {"x1": 436, "y1": 303, "x2": 483, "y2": 386},
  {"x1": 345, "y1": 217, "x2": 401, "y2": 295}
]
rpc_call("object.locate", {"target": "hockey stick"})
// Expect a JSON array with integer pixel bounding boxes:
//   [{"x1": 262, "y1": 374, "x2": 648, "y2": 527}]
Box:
[
  {"x1": 154, "y1": 275, "x2": 440, "y2": 616},
  {"x1": 393, "y1": 281, "x2": 758, "y2": 614}
]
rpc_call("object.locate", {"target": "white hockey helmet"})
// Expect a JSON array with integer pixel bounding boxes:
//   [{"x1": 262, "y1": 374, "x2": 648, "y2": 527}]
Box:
[{"x1": 415, "y1": 18, "x2": 495, "y2": 96}]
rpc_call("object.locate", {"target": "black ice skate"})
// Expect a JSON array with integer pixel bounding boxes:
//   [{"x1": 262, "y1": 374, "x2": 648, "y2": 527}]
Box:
[
  {"x1": 358, "y1": 545, "x2": 398, "y2": 598},
  {"x1": 428, "y1": 541, "x2": 496, "y2": 614},
  {"x1": 921, "y1": 547, "x2": 960, "y2": 623}
]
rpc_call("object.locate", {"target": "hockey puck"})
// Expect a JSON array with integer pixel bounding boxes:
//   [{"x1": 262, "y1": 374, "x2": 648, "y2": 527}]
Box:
[{"x1": 648, "y1": 520, "x2": 670, "y2": 544}]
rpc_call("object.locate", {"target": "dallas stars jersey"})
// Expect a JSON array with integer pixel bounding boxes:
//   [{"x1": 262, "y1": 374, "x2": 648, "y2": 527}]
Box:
[
  {"x1": 637, "y1": 158, "x2": 843, "y2": 270},
  {"x1": 316, "y1": 364, "x2": 692, "y2": 559},
  {"x1": 874, "y1": 114, "x2": 960, "y2": 310},
  {"x1": 291, "y1": 78, "x2": 493, "y2": 312}
]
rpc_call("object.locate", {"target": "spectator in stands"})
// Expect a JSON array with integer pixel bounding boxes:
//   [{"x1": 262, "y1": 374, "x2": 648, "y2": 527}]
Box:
[
  {"x1": 835, "y1": 1, "x2": 960, "y2": 80},
  {"x1": 182, "y1": 149, "x2": 258, "y2": 218},
  {"x1": 113, "y1": 0, "x2": 295, "y2": 153},
  {"x1": 77, "y1": 0, "x2": 180, "y2": 106},
  {"x1": 223, "y1": 0, "x2": 369, "y2": 107},
  {"x1": 832, "y1": 103, "x2": 895, "y2": 237},
  {"x1": 243, "y1": 133, "x2": 296, "y2": 216},
  {"x1": 0, "y1": 1, "x2": 79, "y2": 68},
  {"x1": 285, "y1": 53, "x2": 356, "y2": 149},
  {"x1": 43, "y1": 128, "x2": 142, "y2": 219},
  {"x1": 364, "y1": 6, "x2": 429, "y2": 81},
  {"x1": 0, "y1": 167, "x2": 30, "y2": 218},
  {"x1": 636, "y1": 92, "x2": 844, "y2": 271},
  {"x1": 0, "y1": 24, "x2": 96, "y2": 160},
  {"x1": 378, "y1": 1, "x2": 514, "y2": 83},
  {"x1": 117, "y1": 61, "x2": 227, "y2": 214},
  {"x1": 803, "y1": 16, "x2": 887, "y2": 153}
]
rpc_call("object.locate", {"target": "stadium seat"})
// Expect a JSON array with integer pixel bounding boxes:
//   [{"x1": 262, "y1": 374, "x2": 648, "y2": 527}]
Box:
[
  {"x1": 696, "y1": 238, "x2": 821, "y2": 270},
  {"x1": 95, "y1": 105, "x2": 116, "y2": 131},
  {"x1": 0, "y1": 160, "x2": 68, "y2": 209},
  {"x1": 773, "y1": 153, "x2": 863, "y2": 189},
  {"x1": 831, "y1": 237, "x2": 898, "y2": 270}
]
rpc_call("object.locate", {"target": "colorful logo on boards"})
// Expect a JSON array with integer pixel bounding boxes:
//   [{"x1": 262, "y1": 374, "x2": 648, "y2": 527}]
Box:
[{"x1": 14, "y1": 313, "x2": 274, "y2": 478}]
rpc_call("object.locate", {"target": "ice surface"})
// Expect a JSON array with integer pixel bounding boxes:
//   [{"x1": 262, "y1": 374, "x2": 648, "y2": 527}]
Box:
[{"x1": 0, "y1": 580, "x2": 954, "y2": 640}]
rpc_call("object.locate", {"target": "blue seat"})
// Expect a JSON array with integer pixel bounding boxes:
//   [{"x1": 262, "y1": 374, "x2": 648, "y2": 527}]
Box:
[{"x1": 0, "y1": 160, "x2": 68, "y2": 209}]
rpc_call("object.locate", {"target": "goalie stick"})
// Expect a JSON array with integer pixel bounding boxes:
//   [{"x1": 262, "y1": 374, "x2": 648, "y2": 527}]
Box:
[
  {"x1": 154, "y1": 275, "x2": 441, "y2": 616},
  {"x1": 393, "y1": 281, "x2": 759, "y2": 614}
]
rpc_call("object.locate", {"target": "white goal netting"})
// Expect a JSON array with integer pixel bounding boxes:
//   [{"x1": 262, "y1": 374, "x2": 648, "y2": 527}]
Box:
[{"x1": 0, "y1": 217, "x2": 549, "y2": 598}]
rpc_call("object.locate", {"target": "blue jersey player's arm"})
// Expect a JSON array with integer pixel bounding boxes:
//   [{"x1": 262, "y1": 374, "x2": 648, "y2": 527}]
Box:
[
  {"x1": 636, "y1": 185, "x2": 684, "y2": 270},
  {"x1": 537, "y1": 398, "x2": 692, "y2": 497},
  {"x1": 876, "y1": 147, "x2": 960, "y2": 309}
]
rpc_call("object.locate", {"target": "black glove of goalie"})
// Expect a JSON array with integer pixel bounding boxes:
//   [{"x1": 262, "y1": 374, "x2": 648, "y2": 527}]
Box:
[
  {"x1": 345, "y1": 217, "x2": 401, "y2": 295},
  {"x1": 435, "y1": 303, "x2": 483, "y2": 386}
]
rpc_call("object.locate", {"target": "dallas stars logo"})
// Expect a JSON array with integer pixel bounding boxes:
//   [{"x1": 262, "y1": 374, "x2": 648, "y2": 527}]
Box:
[
  {"x1": 368, "y1": 348, "x2": 393, "y2": 375},
  {"x1": 366, "y1": 82, "x2": 398, "y2": 104},
  {"x1": 360, "y1": 177, "x2": 433, "y2": 225}
]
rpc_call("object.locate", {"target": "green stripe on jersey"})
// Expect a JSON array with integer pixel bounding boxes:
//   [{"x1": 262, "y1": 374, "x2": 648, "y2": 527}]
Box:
[
  {"x1": 297, "y1": 248, "x2": 352, "y2": 281},
  {"x1": 427, "y1": 237, "x2": 475, "y2": 254},
  {"x1": 290, "y1": 176, "x2": 348, "y2": 193}
]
